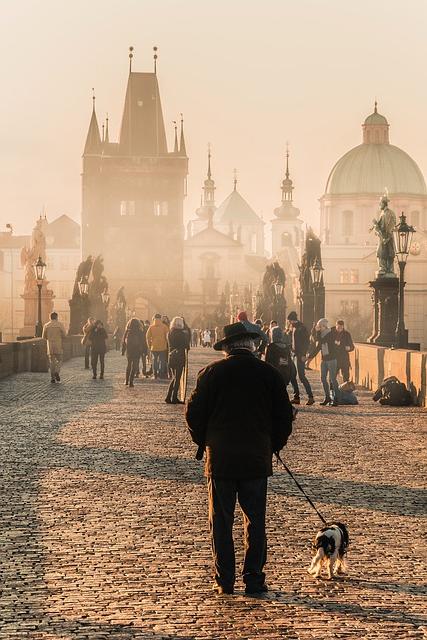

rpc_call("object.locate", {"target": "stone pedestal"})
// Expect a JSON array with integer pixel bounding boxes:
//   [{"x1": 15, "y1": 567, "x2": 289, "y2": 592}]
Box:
[
  {"x1": 68, "y1": 295, "x2": 89, "y2": 335},
  {"x1": 20, "y1": 286, "x2": 54, "y2": 337},
  {"x1": 368, "y1": 277, "x2": 399, "y2": 347}
]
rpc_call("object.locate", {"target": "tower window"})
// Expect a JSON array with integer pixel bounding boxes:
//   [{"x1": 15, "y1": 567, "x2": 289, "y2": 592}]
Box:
[
  {"x1": 120, "y1": 201, "x2": 135, "y2": 216},
  {"x1": 342, "y1": 210, "x2": 353, "y2": 237},
  {"x1": 154, "y1": 201, "x2": 168, "y2": 216}
]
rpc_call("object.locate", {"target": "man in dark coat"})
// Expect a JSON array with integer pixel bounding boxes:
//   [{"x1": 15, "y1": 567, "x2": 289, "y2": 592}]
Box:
[
  {"x1": 331, "y1": 320, "x2": 354, "y2": 382},
  {"x1": 287, "y1": 311, "x2": 314, "y2": 405},
  {"x1": 186, "y1": 322, "x2": 293, "y2": 596}
]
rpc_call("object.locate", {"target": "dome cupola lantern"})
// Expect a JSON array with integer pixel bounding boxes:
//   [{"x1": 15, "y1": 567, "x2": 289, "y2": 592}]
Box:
[{"x1": 363, "y1": 101, "x2": 390, "y2": 144}]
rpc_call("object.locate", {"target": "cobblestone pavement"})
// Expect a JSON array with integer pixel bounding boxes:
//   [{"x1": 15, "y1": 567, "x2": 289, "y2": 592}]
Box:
[{"x1": 0, "y1": 348, "x2": 426, "y2": 640}]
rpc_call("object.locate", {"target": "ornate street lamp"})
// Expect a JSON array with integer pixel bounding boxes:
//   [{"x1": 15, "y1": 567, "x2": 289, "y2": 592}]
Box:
[
  {"x1": 310, "y1": 259, "x2": 324, "y2": 324},
  {"x1": 393, "y1": 212, "x2": 415, "y2": 348},
  {"x1": 78, "y1": 275, "x2": 89, "y2": 297},
  {"x1": 33, "y1": 256, "x2": 46, "y2": 337},
  {"x1": 273, "y1": 281, "x2": 284, "y2": 297}
]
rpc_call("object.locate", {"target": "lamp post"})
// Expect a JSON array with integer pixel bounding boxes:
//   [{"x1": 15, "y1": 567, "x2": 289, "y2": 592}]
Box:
[
  {"x1": 393, "y1": 212, "x2": 415, "y2": 348},
  {"x1": 310, "y1": 258, "x2": 323, "y2": 325},
  {"x1": 33, "y1": 256, "x2": 46, "y2": 337}
]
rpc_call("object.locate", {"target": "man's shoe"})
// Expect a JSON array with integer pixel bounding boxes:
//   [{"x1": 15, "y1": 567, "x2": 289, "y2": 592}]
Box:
[
  {"x1": 165, "y1": 398, "x2": 172, "y2": 404},
  {"x1": 320, "y1": 398, "x2": 331, "y2": 406},
  {"x1": 291, "y1": 397, "x2": 301, "y2": 405},
  {"x1": 129, "y1": 382, "x2": 134, "y2": 387},
  {"x1": 92, "y1": 374, "x2": 97, "y2": 379},
  {"x1": 100, "y1": 374, "x2": 104, "y2": 380},
  {"x1": 306, "y1": 397, "x2": 315, "y2": 405},
  {"x1": 212, "y1": 584, "x2": 234, "y2": 595},
  {"x1": 245, "y1": 584, "x2": 268, "y2": 595},
  {"x1": 331, "y1": 399, "x2": 338, "y2": 407},
  {"x1": 51, "y1": 378, "x2": 56, "y2": 383},
  {"x1": 55, "y1": 373, "x2": 60, "y2": 381}
]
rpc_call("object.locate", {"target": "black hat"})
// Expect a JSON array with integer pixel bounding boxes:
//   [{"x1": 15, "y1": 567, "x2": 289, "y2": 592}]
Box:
[
  {"x1": 287, "y1": 311, "x2": 298, "y2": 321},
  {"x1": 213, "y1": 322, "x2": 259, "y2": 351}
]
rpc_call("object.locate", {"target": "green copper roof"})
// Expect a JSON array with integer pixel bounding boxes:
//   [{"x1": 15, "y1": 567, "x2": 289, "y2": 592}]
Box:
[{"x1": 215, "y1": 189, "x2": 263, "y2": 225}]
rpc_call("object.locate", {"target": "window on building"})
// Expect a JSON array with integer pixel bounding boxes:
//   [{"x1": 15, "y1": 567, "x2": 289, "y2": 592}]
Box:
[
  {"x1": 340, "y1": 300, "x2": 359, "y2": 316},
  {"x1": 0, "y1": 251, "x2": 4, "y2": 271},
  {"x1": 340, "y1": 270, "x2": 349, "y2": 284},
  {"x1": 120, "y1": 200, "x2": 135, "y2": 216},
  {"x1": 47, "y1": 257, "x2": 54, "y2": 270},
  {"x1": 154, "y1": 201, "x2": 168, "y2": 216},
  {"x1": 342, "y1": 210, "x2": 353, "y2": 237},
  {"x1": 350, "y1": 269, "x2": 359, "y2": 283},
  {"x1": 411, "y1": 211, "x2": 420, "y2": 229}
]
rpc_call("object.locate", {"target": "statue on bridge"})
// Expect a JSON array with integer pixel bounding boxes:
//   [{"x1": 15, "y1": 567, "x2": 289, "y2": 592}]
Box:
[{"x1": 370, "y1": 192, "x2": 396, "y2": 277}]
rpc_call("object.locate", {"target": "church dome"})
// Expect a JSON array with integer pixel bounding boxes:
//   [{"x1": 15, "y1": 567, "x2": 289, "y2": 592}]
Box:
[{"x1": 325, "y1": 106, "x2": 427, "y2": 196}]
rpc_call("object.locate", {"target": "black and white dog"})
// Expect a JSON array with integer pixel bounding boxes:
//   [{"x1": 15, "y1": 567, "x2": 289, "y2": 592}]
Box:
[{"x1": 308, "y1": 522, "x2": 349, "y2": 580}]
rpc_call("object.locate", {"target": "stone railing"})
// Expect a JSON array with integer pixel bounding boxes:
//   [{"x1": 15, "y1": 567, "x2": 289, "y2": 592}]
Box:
[
  {"x1": 0, "y1": 336, "x2": 86, "y2": 380},
  {"x1": 312, "y1": 343, "x2": 427, "y2": 407}
]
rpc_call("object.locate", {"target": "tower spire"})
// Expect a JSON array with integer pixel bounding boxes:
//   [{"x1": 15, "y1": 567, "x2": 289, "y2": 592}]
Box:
[
  {"x1": 173, "y1": 121, "x2": 178, "y2": 153},
  {"x1": 207, "y1": 142, "x2": 212, "y2": 179},
  {"x1": 105, "y1": 113, "x2": 110, "y2": 143},
  {"x1": 281, "y1": 144, "x2": 293, "y2": 203},
  {"x1": 179, "y1": 113, "x2": 187, "y2": 156},
  {"x1": 129, "y1": 46, "x2": 134, "y2": 73},
  {"x1": 285, "y1": 141, "x2": 290, "y2": 179},
  {"x1": 83, "y1": 89, "x2": 101, "y2": 156},
  {"x1": 153, "y1": 46, "x2": 158, "y2": 74},
  {"x1": 233, "y1": 168, "x2": 238, "y2": 191},
  {"x1": 374, "y1": 99, "x2": 378, "y2": 113}
]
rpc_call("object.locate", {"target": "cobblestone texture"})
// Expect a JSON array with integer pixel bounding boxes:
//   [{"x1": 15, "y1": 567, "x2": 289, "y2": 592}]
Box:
[{"x1": 0, "y1": 348, "x2": 426, "y2": 639}]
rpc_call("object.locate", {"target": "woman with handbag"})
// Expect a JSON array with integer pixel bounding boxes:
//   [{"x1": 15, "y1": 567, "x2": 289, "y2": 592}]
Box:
[{"x1": 165, "y1": 316, "x2": 190, "y2": 404}]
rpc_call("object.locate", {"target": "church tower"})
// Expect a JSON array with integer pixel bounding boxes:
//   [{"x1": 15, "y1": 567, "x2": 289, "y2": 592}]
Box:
[
  {"x1": 271, "y1": 147, "x2": 303, "y2": 255},
  {"x1": 81, "y1": 48, "x2": 188, "y2": 315}
]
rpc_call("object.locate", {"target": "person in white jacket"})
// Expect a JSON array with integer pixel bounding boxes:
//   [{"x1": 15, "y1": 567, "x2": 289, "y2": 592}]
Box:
[{"x1": 42, "y1": 312, "x2": 66, "y2": 383}]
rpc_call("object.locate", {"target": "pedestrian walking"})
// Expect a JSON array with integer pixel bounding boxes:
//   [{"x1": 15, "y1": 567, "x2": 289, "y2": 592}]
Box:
[
  {"x1": 265, "y1": 326, "x2": 299, "y2": 399},
  {"x1": 42, "y1": 312, "x2": 66, "y2": 383},
  {"x1": 165, "y1": 316, "x2": 190, "y2": 404},
  {"x1": 82, "y1": 317, "x2": 95, "y2": 369},
  {"x1": 306, "y1": 318, "x2": 340, "y2": 406},
  {"x1": 89, "y1": 320, "x2": 108, "y2": 380},
  {"x1": 191, "y1": 328, "x2": 199, "y2": 347},
  {"x1": 331, "y1": 320, "x2": 355, "y2": 382},
  {"x1": 202, "y1": 329, "x2": 212, "y2": 348},
  {"x1": 287, "y1": 312, "x2": 315, "y2": 405},
  {"x1": 112, "y1": 325, "x2": 123, "y2": 351},
  {"x1": 146, "y1": 314, "x2": 169, "y2": 379},
  {"x1": 122, "y1": 318, "x2": 146, "y2": 387},
  {"x1": 186, "y1": 322, "x2": 293, "y2": 595}
]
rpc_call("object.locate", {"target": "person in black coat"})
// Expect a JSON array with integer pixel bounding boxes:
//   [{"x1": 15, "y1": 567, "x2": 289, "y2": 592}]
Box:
[
  {"x1": 89, "y1": 320, "x2": 108, "y2": 379},
  {"x1": 287, "y1": 312, "x2": 314, "y2": 405},
  {"x1": 186, "y1": 322, "x2": 293, "y2": 596},
  {"x1": 265, "y1": 326, "x2": 299, "y2": 399},
  {"x1": 165, "y1": 316, "x2": 190, "y2": 404},
  {"x1": 306, "y1": 318, "x2": 339, "y2": 406},
  {"x1": 122, "y1": 318, "x2": 146, "y2": 387},
  {"x1": 331, "y1": 320, "x2": 354, "y2": 382}
]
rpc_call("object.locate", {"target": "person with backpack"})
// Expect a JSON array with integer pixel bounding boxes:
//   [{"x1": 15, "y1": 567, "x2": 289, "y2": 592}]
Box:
[
  {"x1": 122, "y1": 318, "x2": 146, "y2": 387},
  {"x1": 165, "y1": 316, "x2": 190, "y2": 404},
  {"x1": 265, "y1": 326, "x2": 299, "y2": 400},
  {"x1": 89, "y1": 320, "x2": 108, "y2": 380},
  {"x1": 287, "y1": 312, "x2": 315, "y2": 405}
]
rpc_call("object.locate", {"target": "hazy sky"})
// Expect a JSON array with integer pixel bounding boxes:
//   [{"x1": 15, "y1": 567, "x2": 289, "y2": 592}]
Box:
[{"x1": 1, "y1": 0, "x2": 426, "y2": 239}]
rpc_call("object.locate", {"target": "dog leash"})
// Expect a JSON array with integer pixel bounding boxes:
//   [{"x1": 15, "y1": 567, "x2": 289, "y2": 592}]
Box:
[{"x1": 275, "y1": 453, "x2": 328, "y2": 525}]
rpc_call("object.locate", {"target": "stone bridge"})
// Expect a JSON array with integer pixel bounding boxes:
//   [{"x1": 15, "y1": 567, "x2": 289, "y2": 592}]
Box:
[{"x1": 0, "y1": 349, "x2": 425, "y2": 639}]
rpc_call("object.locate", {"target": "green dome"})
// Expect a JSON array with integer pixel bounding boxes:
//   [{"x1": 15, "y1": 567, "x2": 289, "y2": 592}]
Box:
[
  {"x1": 325, "y1": 143, "x2": 426, "y2": 196},
  {"x1": 364, "y1": 111, "x2": 388, "y2": 126}
]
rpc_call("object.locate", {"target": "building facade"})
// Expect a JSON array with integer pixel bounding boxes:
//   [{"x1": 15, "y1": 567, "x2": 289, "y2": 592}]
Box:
[
  {"x1": 320, "y1": 105, "x2": 427, "y2": 346},
  {"x1": 81, "y1": 61, "x2": 188, "y2": 317}
]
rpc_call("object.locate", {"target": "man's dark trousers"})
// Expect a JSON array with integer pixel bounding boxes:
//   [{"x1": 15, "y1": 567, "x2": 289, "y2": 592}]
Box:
[
  {"x1": 84, "y1": 344, "x2": 91, "y2": 369},
  {"x1": 296, "y1": 357, "x2": 313, "y2": 397},
  {"x1": 207, "y1": 477, "x2": 267, "y2": 590}
]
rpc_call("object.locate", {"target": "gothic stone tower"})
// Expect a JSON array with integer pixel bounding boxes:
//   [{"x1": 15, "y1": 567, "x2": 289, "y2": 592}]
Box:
[{"x1": 81, "y1": 54, "x2": 188, "y2": 316}]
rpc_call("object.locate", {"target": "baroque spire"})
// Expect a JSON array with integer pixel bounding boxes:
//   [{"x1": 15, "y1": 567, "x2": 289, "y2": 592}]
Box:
[
  {"x1": 83, "y1": 88, "x2": 101, "y2": 156},
  {"x1": 179, "y1": 114, "x2": 187, "y2": 156}
]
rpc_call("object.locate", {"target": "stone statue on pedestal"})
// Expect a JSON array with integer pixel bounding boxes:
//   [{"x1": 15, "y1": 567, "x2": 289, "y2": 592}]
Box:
[
  {"x1": 371, "y1": 193, "x2": 396, "y2": 277},
  {"x1": 19, "y1": 216, "x2": 54, "y2": 336}
]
